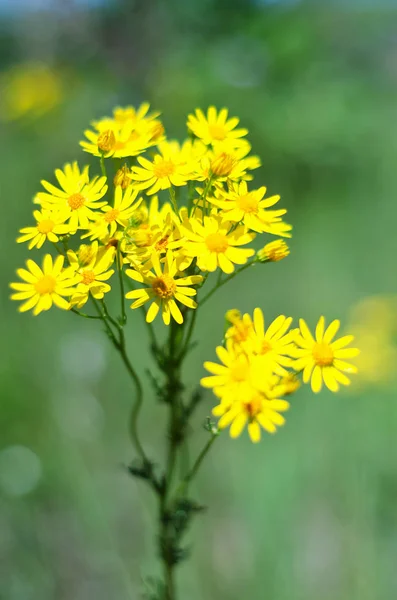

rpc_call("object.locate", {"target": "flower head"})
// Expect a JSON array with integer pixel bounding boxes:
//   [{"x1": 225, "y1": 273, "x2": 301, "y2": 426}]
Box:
[
  {"x1": 293, "y1": 316, "x2": 360, "y2": 392},
  {"x1": 125, "y1": 252, "x2": 202, "y2": 325},
  {"x1": 257, "y1": 239, "x2": 290, "y2": 262},
  {"x1": 35, "y1": 162, "x2": 107, "y2": 231},
  {"x1": 182, "y1": 214, "x2": 255, "y2": 274},
  {"x1": 129, "y1": 141, "x2": 194, "y2": 195},
  {"x1": 187, "y1": 106, "x2": 248, "y2": 147},
  {"x1": 17, "y1": 209, "x2": 70, "y2": 249},
  {"x1": 10, "y1": 254, "x2": 77, "y2": 315},
  {"x1": 68, "y1": 242, "x2": 115, "y2": 308}
]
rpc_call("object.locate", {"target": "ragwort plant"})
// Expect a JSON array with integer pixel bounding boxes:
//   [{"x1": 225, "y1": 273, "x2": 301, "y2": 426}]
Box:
[{"x1": 11, "y1": 104, "x2": 360, "y2": 600}]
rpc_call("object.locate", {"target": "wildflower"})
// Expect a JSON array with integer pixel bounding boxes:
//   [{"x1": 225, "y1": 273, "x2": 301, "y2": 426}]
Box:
[
  {"x1": 83, "y1": 186, "x2": 143, "y2": 241},
  {"x1": 182, "y1": 214, "x2": 255, "y2": 274},
  {"x1": 213, "y1": 391, "x2": 289, "y2": 442},
  {"x1": 10, "y1": 254, "x2": 77, "y2": 315},
  {"x1": 210, "y1": 181, "x2": 289, "y2": 235},
  {"x1": 1, "y1": 62, "x2": 62, "y2": 121},
  {"x1": 129, "y1": 141, "x2": 194, "y2": 195},
  {"x1": 68, "y1": 242, "x2": 115, "y2": 308},
  {"x1": 187, "y1": 106, "x2": 248, "y2": 147},
  {"x1": 17, "y1": 209, "x2": 70, "y2": 249},
  {"x1": 114, "y1": 164, "x2": 132, "y2": 189},
  {"x1": 225, "y1": 312, "x2": 254, "y2": 346},
  {"x1": 125, "y1": 252, "x2": 203, "y2": 325},
  {"x1": 248, "y1": 309, "x2": 296, "y2": 376},
  {"x1": 80, "y1": 104, "x2": 162, "y2": 158},
  {"x1": 294, "y1": 316, "x2": 360, "y2": 392},
  {"x1": 197, "y1": 141, "x2": 260, "y2": 182},
  {"x1": 36, "y1": 162, "x2": 107, "y2": 231},
  {"x1": 201, "y1": 341, "x2": 272, "y2": 404},
  {"x1": 257, "y1": 239, "x2": 290, "y2": 262}
]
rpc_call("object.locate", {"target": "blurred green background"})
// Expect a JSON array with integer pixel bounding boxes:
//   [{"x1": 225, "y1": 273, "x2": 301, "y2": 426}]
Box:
[{"x1": 2, "y1": 0, "x2": 397, "y2": 598}]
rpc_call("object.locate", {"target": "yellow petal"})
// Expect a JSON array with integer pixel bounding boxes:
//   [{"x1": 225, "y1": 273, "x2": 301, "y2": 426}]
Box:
[{"x1": 311, "y1": 365, "x2": 323, "y2": 393}]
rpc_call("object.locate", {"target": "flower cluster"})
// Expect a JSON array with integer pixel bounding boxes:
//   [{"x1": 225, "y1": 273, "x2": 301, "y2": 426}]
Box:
[
  {"x1": 11, "y1": 103, "x2": 359, "y2": 443},
  {"x1": 11, "y1": 104, "x2": 292, "y2": 322},
  {"x1": 202, "y1": 310, "x2": 359, "y2": 442}
]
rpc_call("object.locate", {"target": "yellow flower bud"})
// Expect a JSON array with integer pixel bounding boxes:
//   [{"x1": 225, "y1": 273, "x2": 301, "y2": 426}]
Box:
[
  {"x1": 210, "y1": 152, "x2": 237, "y2": 177},
  {"x1": 278, "y1": 373, "x2": 300, "y2": 395},
  {"x1": 114, "y1": 164, "x2": 131, "y2": 189},
  {"x1": 97, "y1": 129, "x2": 116, "y2": 153},
  {"x1": 257, "y1": 239, "x2": 289, "y2": 263},
  {"x1": 225, "y1": 309, "x2": 241, "y2": 324},
  {"x1": 78, "y1": 244, "x2": 96, "y2": 266}
]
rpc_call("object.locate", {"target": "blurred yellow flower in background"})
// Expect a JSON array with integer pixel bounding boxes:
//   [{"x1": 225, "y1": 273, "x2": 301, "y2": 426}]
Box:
[{"x1": 0, "y1": 62, "x2": 62, "y2": 121}]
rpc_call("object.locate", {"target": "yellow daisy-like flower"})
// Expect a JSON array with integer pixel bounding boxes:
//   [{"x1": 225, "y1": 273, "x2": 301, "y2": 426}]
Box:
[
  {"x1": 129, "y1": 141, "x2": 194, "y2": 195},
  {"x1": 187, "y1": 107, "x2": 248, "y2": 147},
  {"x1": 68, "y1": 242, "x2": 116, "y2": 309},
  {"x1": 213, "y1": 390, "x2": 289, "y2": 442},
  {"x1": 293, "y1": 316, "x2": 360, "y2": 393},
  {"x1": 201, "y1": 341, "x2": 272, "y2": 404},
  {"x1": 182, "y1": 214, "x2": 255, "y2": 274},
  {"x1": 10, "y1": 254, "x2": 77, "y2": 315},
  {"x1": 80, "y1": 104, "x2": 163, "y2": 158},
  {"x1": 248, "y1": 309, "x2": 297, "y2": 376},
  {"x1": 17, "y1": 209, "x2": 70, "y2": 249},
  {"x1": 125, "y1": 252, "x2": 203, "y2": 325},
  {"x1": 196, "y1": 140, "x2": 260, "y2": 182},
  {"x1": 36, "y1": 162, "x2": 107, "y2": 231},
  {"x1": 83, "y1": 185, "x2": 143, "y2": 241},
  {"x1": 210, "y1": 181, "x2": 289, "y2": 235}
]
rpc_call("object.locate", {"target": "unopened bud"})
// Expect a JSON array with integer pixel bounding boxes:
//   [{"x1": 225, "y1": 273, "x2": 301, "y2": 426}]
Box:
[
  {"x1": 210, "y1": 152, "x2": 237, "y2": 177},
  {"x1": 97, "y1": 129, "x2": 116, "y2": 153},
  {"x1": 114, "y1": 164, "x2": 131, "y2": 189},
  {"x1": 257, "y1": 239, "x2": 289, "y2": 263}
]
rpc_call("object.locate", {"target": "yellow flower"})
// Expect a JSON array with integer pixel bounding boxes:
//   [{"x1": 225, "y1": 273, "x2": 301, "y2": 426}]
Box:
[
  {"x1": 36, "y1": 162, "x2": 107, "y2": 231},
  {"x1": 129, "y1": 141, "x2": 194, "y2": 195},
  {"x1": 201, "y1": 341, "x2": 272, "y2": 404},
  {"x1": 257, "y1": 239, "x2": 290, "y2": 262},
  {"x1": 182, "y1": 214, "x2": 255, "y2": 274},
  {"x1": 125, "y1": 252, "x2": 203, "y2": 325},
  {"x1": 114, "y1": 164, "x2": 132, "y2": 189},
  {"x1": 197, "y1": 141, "x2": 260, "y2": 181},
  {"x1": 248, "y1": 309, "x2": 296, "y2": 376},
  {"x1": 68, "y1": 242, "x2": 115, "y2": 308},
  {"x1": 187, "y1": 107, "x2": 248, "y2": 147},
  {"x1": 210, "y1": 181, "x2": 289, "y2": 234},
  {"x1": 213, "y1": 390, "x2": 289, "y2": 442},
  {"x1": 83, "y1": 185, "x2": 143, "y2": 241},
  {"x1": 17, "y1": 209, "x2": 70, "y2": 249},
  {"x1": 225, "y1": 311, "x2": 254, "y2": 346},
  {"x1": 10, "y1": 254, "x2": 77, "y2": 315},
  {"x1": 294, "y1": 316, "x2": 360, "y2": 393},
  {"x1": 80, "y1": 104, "x2": 162, "y2": 158},
  {"x1": 1, "y1": 62, "x2": 62, "y2": 121}
]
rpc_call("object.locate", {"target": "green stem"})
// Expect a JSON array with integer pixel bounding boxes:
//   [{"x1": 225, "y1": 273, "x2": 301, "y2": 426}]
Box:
[
  {"x1": 100, "y1": 153, "x2": 107, "y2": 179},
  {"x1": 169, "y1": 186, "x2": 178, "y2": 213},
  {"x1": 178, "y1": 308, "x2": 198, "y2": 360},
  {"x1": 91, "y1": 297, "x2": 148, "y2": 467},
  {"x1": 199, "y1": 261, "x2": 255, "y2": 308},
  {"x1": 192, "y1": 175, "x2": 213, "y2": 218},
  {"x1": 117, "y1": 247, "x2": 127, "y2": 325},
  {"x1": 177, "y1": 431, "x2": 218, "y2": 497},
  {"x1": 71, "y1": 307, "x2": 102, "y2": 320}
]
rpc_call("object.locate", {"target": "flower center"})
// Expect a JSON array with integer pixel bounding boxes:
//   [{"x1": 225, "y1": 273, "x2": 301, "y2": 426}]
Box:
[
  {"x1": 81, "y1": 270, "x2": 96, "y2": 285},
  {"x1": 244, "y1": 396, "x2": 262, "y2": 418},
  {"x1": 152, "y1": 275, "x2": 176, "y2": 299},
  {"x1": 153, "y1": 159, "x2": 175, "y2": 179},
  {"x1": 97, "y1": 129, "x2": 116, "y2": 152},
  {"x1": 35, "y1": 275, "x2": 56, "y2": 295},
  {"x1": 155, "y1": 236, "x2": 169, "y2": 252},
  {"x1": 230, "y1": 360, "x2": 249, "y2": 382},
  {"x1": 260, "y1": 340, "x2": 272, "y2": 354},
  {"x1": 210, "y1": 152, "x2": 237, "y2": 177},
  {"x1": 104, "y1": 208, "x2": 120, "y2": 223},
  {"x1": 237, "y1": 193, "x2": 258, "y2": 213},
  {"x1": 37, "y1": 219, "x2": 55, "y2": 234},
  {"x1": 208, "y1": 124, "x2": 227, "y2": 141},
  {"x1": 312, "y1": 342, "x2": 334, "y2": 366},
  {"x1": 68, "y1": 193, "x2": 85, "y2": 210},
  {"x1": 205, "y1": 232, "x2": 229, "y2": 253}
]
